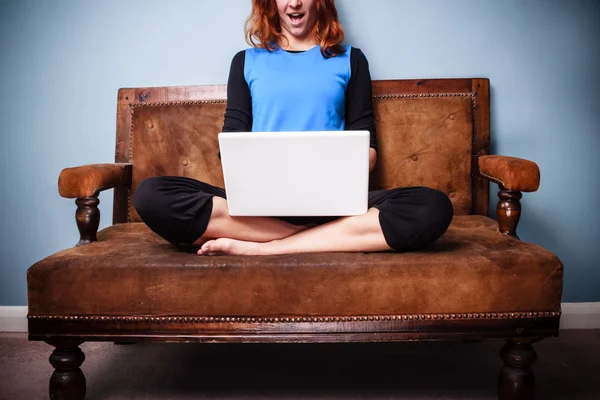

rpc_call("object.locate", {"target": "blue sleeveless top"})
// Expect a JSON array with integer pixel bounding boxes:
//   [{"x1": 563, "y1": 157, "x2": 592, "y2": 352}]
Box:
[{"x1": 244, "y1": 45, "x2": 352, "y2": 132}]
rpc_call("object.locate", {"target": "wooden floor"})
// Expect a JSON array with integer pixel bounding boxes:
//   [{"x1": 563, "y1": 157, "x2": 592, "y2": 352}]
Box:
[{"x1": 1, "y1": 330, "x2": 599, "y2": 399}]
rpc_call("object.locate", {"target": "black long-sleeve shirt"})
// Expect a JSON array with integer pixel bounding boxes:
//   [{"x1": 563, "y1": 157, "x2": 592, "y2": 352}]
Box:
[{"x1": 222, "y1": 47, "x2": 378, "y2": 151}]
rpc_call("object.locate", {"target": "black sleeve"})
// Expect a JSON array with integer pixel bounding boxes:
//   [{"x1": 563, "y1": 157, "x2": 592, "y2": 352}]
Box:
[
  {"x1": 346, "y1": 48, "x2": 378, "y2": 151},
  {"x1": 222, "y1": 50, "x2": 252, "y2": 132}
]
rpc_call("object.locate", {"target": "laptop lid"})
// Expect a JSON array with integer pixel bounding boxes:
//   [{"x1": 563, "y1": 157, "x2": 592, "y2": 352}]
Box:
[{"x1": 218, "y1": 131, "x2": 370, "y2": 216}]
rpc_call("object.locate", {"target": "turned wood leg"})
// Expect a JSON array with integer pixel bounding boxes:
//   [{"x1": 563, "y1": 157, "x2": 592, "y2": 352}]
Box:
[
  {"x1": 498, "y1": 339, "x2": 537, "y2": 400},
  {"x1": 75, "y1": 197, "x2": 100, "y2": 246},
  {"x1": 496, "y1": 189, "x2": 522, "y2": 239},
  {"x1": 47, "y1": 340, "x2": 86, "y2": 400}
]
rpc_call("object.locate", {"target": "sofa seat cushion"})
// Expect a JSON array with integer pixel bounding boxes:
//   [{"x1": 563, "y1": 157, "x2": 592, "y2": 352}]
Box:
[{"x1": 27, "y1": 216, "x2": 562, "y2": 318}]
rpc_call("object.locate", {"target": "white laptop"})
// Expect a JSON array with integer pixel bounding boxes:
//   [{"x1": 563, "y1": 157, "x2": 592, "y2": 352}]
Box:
[{"x1": 218, "y1": 131, "x2": 370, "y2": 216}]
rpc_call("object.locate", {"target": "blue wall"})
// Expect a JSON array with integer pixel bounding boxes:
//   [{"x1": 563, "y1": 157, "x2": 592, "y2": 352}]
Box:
[{"x1": 1, "y1": 0, "x2": 598, "y2": 305}]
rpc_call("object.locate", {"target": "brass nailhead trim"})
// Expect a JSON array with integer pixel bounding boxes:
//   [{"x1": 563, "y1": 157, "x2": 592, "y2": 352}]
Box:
[
  {"x1": 128, "y1": 106, "x2": 135, "y2": 164},
  {"x1": 127, "y1": 106, "x2": 136, "y2": 220},
  {"x1": 372, "y1": 92, "x2": 474, "y2": 100},
  {"x1": 130, "y1": 100, "x2": 226, "y2": 109},
  {"x1": 28, "y1": 311, "x2": 561, "y2": 322},
  {"x1": 471, "y1": 92, "x2": 478, "y2": 160}
]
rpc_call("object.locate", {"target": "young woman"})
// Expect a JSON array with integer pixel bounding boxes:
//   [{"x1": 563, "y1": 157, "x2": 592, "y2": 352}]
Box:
[{"x1": 134, "y1": 0, "x2": 453, "y2": 256}]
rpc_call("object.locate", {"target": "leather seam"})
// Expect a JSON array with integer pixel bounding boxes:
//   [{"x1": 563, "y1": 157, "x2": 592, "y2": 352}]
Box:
[{"x1": 479, "y1": 170, "x2": 506, "y2": 188}]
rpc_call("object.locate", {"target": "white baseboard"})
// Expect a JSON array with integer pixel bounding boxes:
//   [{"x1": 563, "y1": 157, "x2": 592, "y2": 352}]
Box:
[
  {"x1": 558, "y1": 302, "x2": 600, "y2": 330},
  {"x1": 0, "y1": 306, "x2": 28, "y2": 332},
  {"x1": 1, "y1": 303, "x2": 599, "y2": 333}
]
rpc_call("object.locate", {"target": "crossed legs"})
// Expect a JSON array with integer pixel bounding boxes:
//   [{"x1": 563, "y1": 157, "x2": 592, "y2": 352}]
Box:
[{"x1": 134, "y1": 177, "x2": 453, "y2": 256}]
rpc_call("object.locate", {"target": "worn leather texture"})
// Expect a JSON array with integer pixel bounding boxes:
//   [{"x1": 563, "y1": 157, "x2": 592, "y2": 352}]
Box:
[
  {"x1": 130, "y1": 103, "x2": 226, "y2": 222},
  {"x1": 127, "y1": 95, "x2": 474, "y2": 221},
  {"x1": 27, "y1": 216, "x2": 563, "y2": 317},
  {"x1": 478, "y1": 155, "x2": 540, "y2": 192},
  {"x1": 58, "y1": 163, "x2": 131, "y2": 199},
  {"x1": 370, "y1": 96, "x2": 474, "y2": 215}
]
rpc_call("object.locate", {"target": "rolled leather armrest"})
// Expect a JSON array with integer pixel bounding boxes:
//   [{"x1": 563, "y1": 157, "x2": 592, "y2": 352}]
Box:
[
  {"x1": 477, "y1": 155, "x2": 540, "y2": 192},
  {"x1": 58, "y1": 163, "x2": 132, "y2": 198}
]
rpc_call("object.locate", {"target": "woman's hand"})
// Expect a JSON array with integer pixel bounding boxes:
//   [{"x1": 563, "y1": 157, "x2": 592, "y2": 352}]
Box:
[{"x1": 369, "y1": 148, "x2": 377, "y2": 172}]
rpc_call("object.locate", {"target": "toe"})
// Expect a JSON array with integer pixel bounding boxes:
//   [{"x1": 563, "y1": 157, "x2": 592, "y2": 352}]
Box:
[{"x1": 200, "y1": 241, "x2": 214, "y2": 254}]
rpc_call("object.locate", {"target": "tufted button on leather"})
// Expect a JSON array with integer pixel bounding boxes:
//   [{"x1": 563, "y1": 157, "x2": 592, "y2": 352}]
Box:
[
  {"x1": 449, "y1": 192, "x2": 456, "y2": 198},
  {"x1": 411, "y1": 155, "x2": 419, "y2": 161},
  {"x1": 182, "y1": 159, "x2": 189, "y2": 166},
  {"x1": 148, "y1": 122, "x2": 154, "y2": 129},
  {"x1": 449, "y1": 114, "x2": 456, "y2": 120}
]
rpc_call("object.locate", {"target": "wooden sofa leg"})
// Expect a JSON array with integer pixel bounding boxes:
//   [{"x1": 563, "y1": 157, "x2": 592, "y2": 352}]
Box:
[
  {"x1": 498, "y1": 339, "x2": 538, "y2": 400},
  {"x1": 47, "y1": 339, "x2": 86, "y2": 400},
  {"x1": 75, "y1": 196, "x2": 100, "y2": 246}
]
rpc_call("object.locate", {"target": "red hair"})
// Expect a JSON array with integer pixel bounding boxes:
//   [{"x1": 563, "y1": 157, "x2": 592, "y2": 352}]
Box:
[{"x1": 245, "y1": 0, "x2": 346, "y2": 58}]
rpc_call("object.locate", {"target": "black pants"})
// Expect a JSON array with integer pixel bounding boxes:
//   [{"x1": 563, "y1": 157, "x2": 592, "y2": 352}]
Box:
[{"x1": 133, "y1": 176, "x2": 454, "y2": 251}]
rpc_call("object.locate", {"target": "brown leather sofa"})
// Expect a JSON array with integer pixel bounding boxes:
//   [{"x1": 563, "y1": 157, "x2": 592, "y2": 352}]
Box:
[{"x1": 27, "y1": 79, "x2": 563, "y2": 400}]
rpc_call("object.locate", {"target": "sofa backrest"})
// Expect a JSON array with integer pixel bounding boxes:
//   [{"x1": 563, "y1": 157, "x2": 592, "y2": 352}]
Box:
[{"x1": 114, "y1": 79, "x2": 490, "y2": 223}]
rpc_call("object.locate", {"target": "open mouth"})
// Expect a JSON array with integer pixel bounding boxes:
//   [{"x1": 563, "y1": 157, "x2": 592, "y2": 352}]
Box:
[{"x1": 287, "y1": 13, "x2": 305, "y2": 25}]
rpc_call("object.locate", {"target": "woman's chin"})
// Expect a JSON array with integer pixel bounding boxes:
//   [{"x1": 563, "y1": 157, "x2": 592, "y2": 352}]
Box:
[{"x1": 283, "y1": 27, "x2": 314, "y2": 44}]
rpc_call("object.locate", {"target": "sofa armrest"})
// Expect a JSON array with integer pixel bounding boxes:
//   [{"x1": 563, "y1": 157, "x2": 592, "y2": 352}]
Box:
[
  {"x1": 474, "y1": 155, "x2": 540, "y2": 239},
  {"x1": 58, "y1": 163, "x2": 132, "y2": 246},
  {"x1": 477, "y1": 155, "x2": 540, "y2": 192},
  {"x1": 59, "y1": 163, "x2": 132, "y2": 198}
]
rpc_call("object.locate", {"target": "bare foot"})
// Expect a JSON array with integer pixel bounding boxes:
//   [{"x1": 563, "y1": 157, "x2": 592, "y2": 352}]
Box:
[{"x1": 197, "y1": 238, "x2": 266, "y2": 256}]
